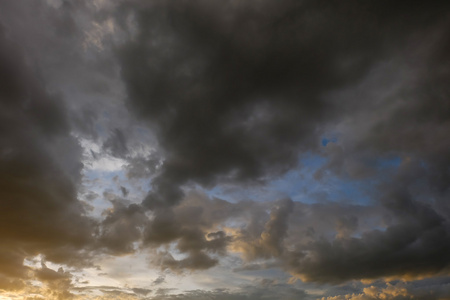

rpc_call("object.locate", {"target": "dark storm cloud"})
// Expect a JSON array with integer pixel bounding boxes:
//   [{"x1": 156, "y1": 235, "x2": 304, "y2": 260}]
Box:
[
  {"x1": 1, "y1": 0, "x2": 450, "y2": 297},
  {"x1": 117, "y1": 0, "x2": 450, "y2": 210},
  {"x1": 223, "y1": 171, "x2": 450, "y2": 284},
  {"x1": 284, "y1": 200, "x2": 450, "y2": 283},
  {"x1": 284, "y1": 34, "x2": 450, "y2": 282},
  {"x1": 224, "y1": 165, "x2": 450, "y2": 284},
  {"x1": 0, "y1": 15, "x2": 95, "y2": 288},
  {"x1": 113, "y1": 0, "x2": 450, "y2": 285},
  {"x1": 262, "y1": 161, "x2": 450, "y2": 284},
  {"x1": 117, "y1": 0, "x2": 370, "y2": 207}
]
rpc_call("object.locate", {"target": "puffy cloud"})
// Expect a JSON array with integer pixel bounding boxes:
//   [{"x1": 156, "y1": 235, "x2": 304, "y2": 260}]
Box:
[
  {"x1": 233, "y1": 198, "x2": 294, "y2": 260},
  {"x1": 143, "y1": 193, "x2": 235, "y2": 271},
  {"x1": 98, "y1": 201, "x2": 147, "y2": 255},
  {"x1": 284, "y1": 199, "x2": 450, "y2": 283},
  {"x1": 34, "y1": 263, "x2": 75, "y2": 300},
  {"x1": 319, "y1": 280, "x2": 449, "y2": 300}
]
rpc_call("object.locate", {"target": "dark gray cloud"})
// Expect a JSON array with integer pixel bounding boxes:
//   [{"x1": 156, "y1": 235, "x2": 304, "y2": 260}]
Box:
[
  {"x1": 227, "y1": 176, "x2": 450, "y2": 283},
  {"x1": 98, "y1": 200, "x2": 147, "y2": 255},
  {"x1": 143, "y1": 193, "x2": 235, "y2": 271},
  {"x1": 114, "y1": 0, "x2": 450, "y2": 285},
  {"x1": 116, "y1": 0, "x2": 450, "y2": 213},
  {"x1": 233, "y1": 198, "x2": 293, "y2": 260},
  {"x1": 1, "y1": 0, "x2": 450, "y2": 298},
  {"x1": 0, "y1": 20, "x2": 95, "y2": 287},
  {"x1": 117, "y1": 0, "x2": 379, "y2": 207},
  {"x1": 103, "y1": 128, "x2": 128, "y2": 158},
  {"x1": 152, "y1": 275, "x2": 166, "y2": 286},
  {"x1": 284, "y1": 201, "x2": 450, "y2": 283}
]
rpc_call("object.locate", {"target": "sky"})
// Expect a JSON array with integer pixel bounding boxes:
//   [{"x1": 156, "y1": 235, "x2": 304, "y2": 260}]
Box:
[{"x1": 0, "y1": 0, "x2": 450, "y2": 299}]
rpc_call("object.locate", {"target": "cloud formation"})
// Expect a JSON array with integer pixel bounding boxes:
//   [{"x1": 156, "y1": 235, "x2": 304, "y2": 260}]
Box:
[
  {"x1": 0, "y1": 18, "x2": 94, "y2": 289},
  {"x1": 115, "y1": 0, "x2": 450, "y2": 284},
  {"x1": 118, "y1": 0, "x2": 450, "y2": 208},
  {"x1": 1, "y1": 0, "x2": 450, "y2": 299}
]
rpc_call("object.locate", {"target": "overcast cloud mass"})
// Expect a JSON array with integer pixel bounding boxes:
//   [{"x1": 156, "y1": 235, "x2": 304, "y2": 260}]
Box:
[{"x1": 0, "y1": 0, "x2": 450, "y2": 299}]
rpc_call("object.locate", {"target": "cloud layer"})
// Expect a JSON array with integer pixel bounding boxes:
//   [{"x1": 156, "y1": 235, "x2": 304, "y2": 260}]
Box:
[{"x1": 0, "y1": 0, "x2": 449, "y2": 299}]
